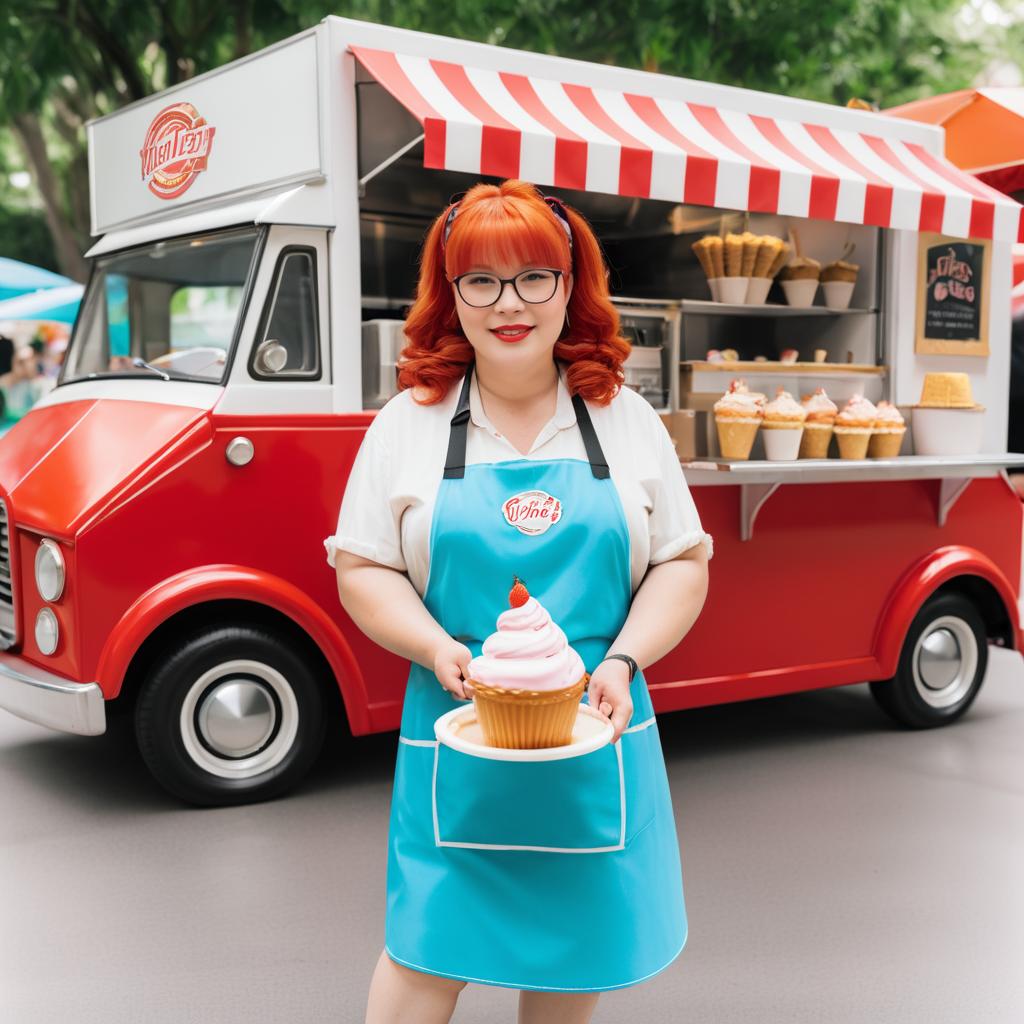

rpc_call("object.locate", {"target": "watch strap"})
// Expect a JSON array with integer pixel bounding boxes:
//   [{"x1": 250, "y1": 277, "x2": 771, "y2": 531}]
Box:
[{"x1": 601, "y1": 653, "x2": 638, "y2": 682}]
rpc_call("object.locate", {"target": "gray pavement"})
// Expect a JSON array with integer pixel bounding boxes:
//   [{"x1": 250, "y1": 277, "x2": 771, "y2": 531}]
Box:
[{"x1": 3, "y1": 649, "x2": 1024, "y2": 1023}]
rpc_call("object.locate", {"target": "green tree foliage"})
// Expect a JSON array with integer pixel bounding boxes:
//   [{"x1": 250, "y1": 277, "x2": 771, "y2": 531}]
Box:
[{"x1": 0, "y1": 0, "x2": 1003, "y2": 278}]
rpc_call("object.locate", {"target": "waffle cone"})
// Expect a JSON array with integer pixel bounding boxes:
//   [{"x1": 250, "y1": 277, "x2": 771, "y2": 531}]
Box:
[
  {"x1": 835, "y1": 429, "x2": 871, "y2": 459},
  {"x1": 709, "y1": 236, "x2": 725, "y2": 278},
  {"x1": 724, "y1": 233, "x2": 744, "y2": 276},
  {"x1": 716, "y1": 417, "x2": 760, "y2": 459},
  {"x1": 691, "y1": 237, "x2": 716, "y2": 279},
  {"x1": 767, "y1": 242, "x2": 791, "y2": 278},
  {"x1": 753, "y1": 238, "x2": 781, "y2": 277},
  {"x1": 868, "y1": 428, "x2": 905, "y2": 458},
  {"x1": 740, "y1": 233, "x2": 759, "y2": 276},
  {"x1": 798, "y1": 423, "x2": 833, "y2": 458},
  {"x1": 470, "y1": 674, "x2": 588, "y2": 749}
]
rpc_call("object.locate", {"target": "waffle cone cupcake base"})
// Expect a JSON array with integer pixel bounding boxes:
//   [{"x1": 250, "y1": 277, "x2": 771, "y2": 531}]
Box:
[
  {"x1": 716, "y1": 418, "x2": 760, "y2": 460},
  {"x1": 868, "y1": 429, "x2": 906, "y2": 458},
  {"x1": 834, "y1": 428, "x2": 871, "y2": 459},
  {"x1": 799, "y1": 423, "x2": 833, "y2": 458},
  {"x1": 471, "y1": 675, "x2": 588, "y2": 749}
]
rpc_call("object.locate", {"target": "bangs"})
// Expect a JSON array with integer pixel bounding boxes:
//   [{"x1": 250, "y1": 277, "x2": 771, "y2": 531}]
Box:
[{"x1": 444, "y1": 198, "x2": 571, "y2": 278}]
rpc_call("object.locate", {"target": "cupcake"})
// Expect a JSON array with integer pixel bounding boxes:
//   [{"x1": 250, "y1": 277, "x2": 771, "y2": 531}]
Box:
[
  {"x1": 778, "y1": 256, "x2": 821, "y2": 307},
  {"x1": 821, "y1": 257, "x2": 860, "y2": 309},
  {"x1": 799, "y1": 387, "x2": 838, "y2": 458},
  {"x1": 821, "y1": 259, "x2": 859, "y2": 284},
  {"x1": 713, "y1": 378, "x2": 765, "y2": 460},
  {"x1": 833, "y1": 394, "x2": 878, "y2": 460},
  {"x1": 868, "y1": 401, "x2": 906, "y2": 458},
  {"x1": 761, "y1": 387, "x2": 807, "y2": 461},
  {"x1": 466, "y1": 577, "x2": 588, "y2": 749},
  {"x1": 778, "y1": 256, "x2": 822, "y2": 281}
]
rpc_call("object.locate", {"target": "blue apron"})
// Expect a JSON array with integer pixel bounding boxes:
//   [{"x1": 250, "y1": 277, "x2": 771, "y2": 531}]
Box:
[{"x1": 384, "y1": 363, "x2": 687, "y2": 992}]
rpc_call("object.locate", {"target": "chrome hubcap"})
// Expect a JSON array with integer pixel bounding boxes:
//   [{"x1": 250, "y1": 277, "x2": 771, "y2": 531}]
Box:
[
  {"x1": 912, "y1": 616, "x2": 978, "y2": 709},
  {"x1": 180, "y1": 660, "x2": 299, "y2": 779}
]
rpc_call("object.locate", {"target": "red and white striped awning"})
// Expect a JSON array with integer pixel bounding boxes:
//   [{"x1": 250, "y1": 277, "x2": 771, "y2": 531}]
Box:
[{"x1": 353, "y1": 46, "x2": 1024, "y2": 244}]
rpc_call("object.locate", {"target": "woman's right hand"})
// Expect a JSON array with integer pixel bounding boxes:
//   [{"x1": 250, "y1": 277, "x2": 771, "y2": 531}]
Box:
[{"x1": 433, "y1": 639, "x2": 475, "y2": 700}]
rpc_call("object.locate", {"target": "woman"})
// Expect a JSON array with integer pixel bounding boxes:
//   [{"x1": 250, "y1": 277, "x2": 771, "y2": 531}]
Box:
[{"x1": 327, "y1": 180, "x2": 712, "y2": 1023}]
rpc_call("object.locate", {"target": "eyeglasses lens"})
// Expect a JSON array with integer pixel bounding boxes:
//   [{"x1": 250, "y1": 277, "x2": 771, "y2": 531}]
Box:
[{"x1": 458, "y1": 270, "x2": 559, "y2": 307}]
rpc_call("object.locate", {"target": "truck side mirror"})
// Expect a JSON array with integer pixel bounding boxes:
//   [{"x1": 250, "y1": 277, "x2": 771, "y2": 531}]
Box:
[{"x1": 254, "y1": 338, "x2": 288, "y2": 374}]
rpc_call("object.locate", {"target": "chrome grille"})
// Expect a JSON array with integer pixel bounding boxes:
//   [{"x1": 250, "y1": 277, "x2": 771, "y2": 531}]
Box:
[{"x1": 0, "y1": 498, "x2": 16, "y2": 648}]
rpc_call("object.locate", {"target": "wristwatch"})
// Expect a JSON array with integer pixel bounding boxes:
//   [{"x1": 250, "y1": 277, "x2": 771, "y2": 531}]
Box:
[{"x1": 600, "y1": 653, "x2": 638, "y2": 682}]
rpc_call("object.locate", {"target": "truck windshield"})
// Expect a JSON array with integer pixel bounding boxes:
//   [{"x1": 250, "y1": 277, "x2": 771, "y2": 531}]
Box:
[{"x1": 61, "y1": 226, "x2": 260, "y2": 385}]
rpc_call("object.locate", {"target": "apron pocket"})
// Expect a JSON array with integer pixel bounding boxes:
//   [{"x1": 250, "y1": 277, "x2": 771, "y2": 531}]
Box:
[
  {"x1": 433, "y1": 739, "x2": 650, "y2": 852},
  {"x1": 618, "y1": 722, "x2": 659, "y2": 845}
]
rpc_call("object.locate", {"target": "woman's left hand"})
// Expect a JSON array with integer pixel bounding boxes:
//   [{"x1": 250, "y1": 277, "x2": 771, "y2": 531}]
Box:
[{"x1": 586, "y1": 659, "x2": 634, "y2": 744}]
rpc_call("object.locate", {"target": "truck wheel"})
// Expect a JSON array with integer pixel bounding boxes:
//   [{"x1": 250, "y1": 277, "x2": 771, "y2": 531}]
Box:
[
  {"x1": 135, "y1": 624, "x2": 327, "y2": 806},
  {"x1": 869, "y1": 592, "x2": 987, "y2": 729}
]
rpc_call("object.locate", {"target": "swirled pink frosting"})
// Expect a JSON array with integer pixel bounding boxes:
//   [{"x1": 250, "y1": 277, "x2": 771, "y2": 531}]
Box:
[{"x1": 467, "y1": 596, "x2": 586, "y2": 692}]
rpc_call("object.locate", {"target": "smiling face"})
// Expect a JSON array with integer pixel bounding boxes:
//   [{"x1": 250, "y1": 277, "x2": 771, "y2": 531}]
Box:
[{"x1": 452, "y1": 262, "x2": 573, "y2": 363}]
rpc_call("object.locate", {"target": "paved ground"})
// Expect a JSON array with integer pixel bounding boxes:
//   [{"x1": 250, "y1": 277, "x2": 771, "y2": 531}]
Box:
[{"x1": 2, "y1": 649, "x2": 1024, "y2": 1024}]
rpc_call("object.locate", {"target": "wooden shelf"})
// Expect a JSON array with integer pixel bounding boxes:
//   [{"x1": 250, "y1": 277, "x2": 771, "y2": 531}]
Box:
[{"x1": 682, "y1": 360, "x2": 884, "y2": 375}]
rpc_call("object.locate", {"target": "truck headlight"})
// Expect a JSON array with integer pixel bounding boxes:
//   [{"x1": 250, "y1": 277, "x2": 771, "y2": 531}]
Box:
[
  {"x1": 35, "y1": 608, "x2": 59, "y2": 656},
  {"x1": 35, "y1": 539, "x2": 65, "y2": 602}
]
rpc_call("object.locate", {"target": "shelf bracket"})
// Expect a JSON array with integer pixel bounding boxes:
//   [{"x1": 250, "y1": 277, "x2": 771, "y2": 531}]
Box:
[
  {"x1": 740, "y1": 482, "x2": 780, "y2": 541},
  {"x1": 936, "y1": 477, "x2": 971, "y2": 527}
]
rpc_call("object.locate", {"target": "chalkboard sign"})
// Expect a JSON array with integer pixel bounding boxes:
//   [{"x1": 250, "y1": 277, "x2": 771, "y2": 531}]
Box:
[{"x1": 915, "y1": 232, "x2": 990, "y2": 356}]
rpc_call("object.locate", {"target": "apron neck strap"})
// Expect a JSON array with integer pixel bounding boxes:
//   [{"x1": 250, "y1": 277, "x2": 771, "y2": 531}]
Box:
[{"x1": 443, "y1": 361, "x2": 610, "y2": 480}]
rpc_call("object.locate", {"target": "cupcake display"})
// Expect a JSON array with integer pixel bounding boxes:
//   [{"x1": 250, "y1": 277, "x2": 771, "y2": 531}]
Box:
[
  {"x1": 713, "y1": 379, "x2": 765, "y2": 460},
  {"x1": 868, "y1": 401, "x2": 907, "y2": 458},
  {"x1": 761, "y1": 387, "x2": 807, "y2": 461},
  {"x1": 799, "y1": 387, "x2": 838, "y2": 459},
  {"x1": 833, "y1": 394, "x2": 878, "y2": 460},
  {"x1": 466, "y1": 577, "x2": 588, "y2": 749}
]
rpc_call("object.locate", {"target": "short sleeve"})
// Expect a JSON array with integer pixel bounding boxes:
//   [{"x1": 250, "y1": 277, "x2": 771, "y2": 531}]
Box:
[
  {"x1": 648, "y1": 421, "x2": 714, "y2": 564},
  {"x1": 323, "y1": 429, "x2": 408, "y2": 572}
]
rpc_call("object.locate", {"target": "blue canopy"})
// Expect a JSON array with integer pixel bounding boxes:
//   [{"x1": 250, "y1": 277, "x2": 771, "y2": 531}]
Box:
[
  {"x1": 0, "y1": 257, "x2": 73, "y2": 302},
  {"x1": 0, "y1": 284, "x2": 83, "y2": 324}
]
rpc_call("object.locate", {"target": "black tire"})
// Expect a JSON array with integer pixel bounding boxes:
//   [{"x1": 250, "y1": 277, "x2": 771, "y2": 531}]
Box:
[
  {"x1": 134, "y1": 623, "x2": 327, "y2": 806},
  {"x1": 869, "y1": 591, "x2": 988, "y2": 729}
]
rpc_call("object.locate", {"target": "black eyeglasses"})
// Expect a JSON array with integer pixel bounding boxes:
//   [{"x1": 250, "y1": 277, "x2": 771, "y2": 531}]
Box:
[{"x1": 451, "y1": 269, "x2": 564, "y2": 308}]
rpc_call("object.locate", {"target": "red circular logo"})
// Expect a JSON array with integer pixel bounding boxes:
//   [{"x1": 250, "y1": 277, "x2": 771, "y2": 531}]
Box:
[{"x1": 140, "y1": 102, "x2": 216, "y2": 200}]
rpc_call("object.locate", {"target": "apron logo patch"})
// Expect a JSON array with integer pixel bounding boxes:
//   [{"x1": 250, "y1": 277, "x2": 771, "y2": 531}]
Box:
[{"x1": 502, "y1": 489, "x2": 562, "y2": 536}]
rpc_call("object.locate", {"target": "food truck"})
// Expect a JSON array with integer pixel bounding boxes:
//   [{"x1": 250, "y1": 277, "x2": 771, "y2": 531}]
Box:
[{"x1": 1, "y1": 17, "x2": 1023, "y2": 806}]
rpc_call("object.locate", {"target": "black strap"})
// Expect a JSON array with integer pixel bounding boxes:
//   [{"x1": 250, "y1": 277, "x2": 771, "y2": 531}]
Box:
[{"x1": 442, "y1": 361, "x2": 610, "y2": 479}]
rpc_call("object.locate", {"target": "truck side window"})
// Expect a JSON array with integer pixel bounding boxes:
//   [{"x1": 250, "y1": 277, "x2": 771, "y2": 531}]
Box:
[{"x1": 249, "y1": 246, "x2": 321, "y2": 380}]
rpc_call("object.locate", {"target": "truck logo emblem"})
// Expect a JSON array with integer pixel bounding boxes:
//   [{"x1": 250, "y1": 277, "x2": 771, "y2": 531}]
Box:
[
  {"x1": 502, "y1": 490, "x2": 562, "y2": 536},
  {"x1": 140, "y1": 102, "x2": 216, "y2": 200}
]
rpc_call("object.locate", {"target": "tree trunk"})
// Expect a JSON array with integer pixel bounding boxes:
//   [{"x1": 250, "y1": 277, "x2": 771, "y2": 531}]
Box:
[{"x1": 10, "y1": 113, "x2": 90, "y2": 282}]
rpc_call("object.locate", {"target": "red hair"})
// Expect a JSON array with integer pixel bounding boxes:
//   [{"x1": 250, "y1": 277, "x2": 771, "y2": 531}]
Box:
[{"x1": 398, "y1": 180, "x2": 630, "y2": 406}]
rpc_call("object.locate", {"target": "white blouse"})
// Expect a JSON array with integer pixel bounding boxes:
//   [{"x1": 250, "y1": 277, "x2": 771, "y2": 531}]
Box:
[{"x1": 324, "y1": 361, "x2": 714, "y2": 597}]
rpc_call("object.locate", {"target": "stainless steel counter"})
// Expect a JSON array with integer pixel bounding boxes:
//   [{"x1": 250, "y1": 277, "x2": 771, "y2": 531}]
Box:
[{"x1": 680, "y1": 454, "x2": 1024, "y2": 540}]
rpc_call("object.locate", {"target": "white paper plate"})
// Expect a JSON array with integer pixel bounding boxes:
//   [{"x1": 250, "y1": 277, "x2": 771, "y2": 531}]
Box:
[{"x1": 434, "y1": 702, "x2": 614, "y2": 762}]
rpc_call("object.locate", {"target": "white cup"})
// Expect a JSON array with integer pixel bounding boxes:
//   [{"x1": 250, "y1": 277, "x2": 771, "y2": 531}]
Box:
[
  {"x1": 717, "y1": 277, "x2": 750, "y2": 304},
  {"x1": 911, "y1": 407, "x2": 985, "y2": 456},
  {"x1": 745, "y1": 277, "x2": 772, "y2": 304},
  {"x1": 763, "y1": 426, "x2": 804, "y2": 460},
  {"x1": 781, "y1": 278, "x2": 819, "y2": 307},
  {"x1": 822, "y1": 280, "x2": 855, "y2": 309},
  {"x1": 707, "y1": 278, "x2": 723, "y2": 302}
]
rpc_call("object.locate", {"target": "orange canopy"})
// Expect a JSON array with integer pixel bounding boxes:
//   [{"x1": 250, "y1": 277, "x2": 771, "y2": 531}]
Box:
[{"x1": 886, "y1": 88, "x2": 1024, "y2": 193}]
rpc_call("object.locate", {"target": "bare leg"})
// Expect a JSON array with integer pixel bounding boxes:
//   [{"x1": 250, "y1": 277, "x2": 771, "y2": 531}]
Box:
[
  {"x1": 365, "y1": 949, "x2": 468, "y2": 1024},
  {"x1": 517, "y1": 990, "x2": 601, "y2": 1024}
]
